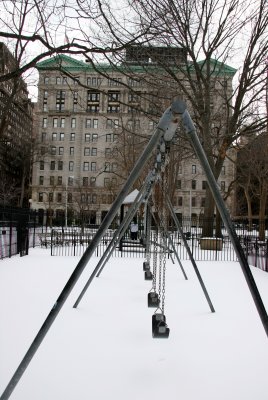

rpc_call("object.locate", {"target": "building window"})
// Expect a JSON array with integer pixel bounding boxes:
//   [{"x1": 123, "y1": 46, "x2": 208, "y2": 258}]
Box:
[
  {"x1": 202, "y1": 181, "x2": 207, "y2": 190},
  {"x1": 57, "y1": 193, "x2": 62, "y2": 202},
  {"x1": 71, "y1": 118, "x2": 76, "y2": 128},
  {"x1": 222, "y1": 166, "x2": 226, "y2": 175},
  {"x1": 69, "y1": 147, "x2": 74, "y2": 156},
  {"x1": 104, "y1": 177, "x2": 110, "y2": 187},
  {"x1": 52, "y1": 132, "x2": 57, "y2": 141},
  {"x1": 91, "y1": 147, "x2": 97, "y2": 156},
  {"x1": 106, "y1": 119, "x2": 119, "y2": 129},
  {"x1": 178, "y1": 164, "x2": 182, "y2": 174},
  {"x1": 105, "y1": 148, "x2": 112, "y2": 157},
  {"x1": 57, "y1": 176, "x2": 62, "y2": 185},
  {"x1": 50, "y1": 161, "x2": 56, "y2": 170},
  {"x1": 69, "y1": 161, "x2": 74, "y2": 171},
  {"x1": 42, "y1": 118, "x2": 47, "y2": 128},
  {"x1": 107, "y1": 105, "x2": 120, "y2": 113},
  {"x1": 41, "y1": 132, "x2": 47, "y2": 142},
  {"x1": 83, "y1": 162, "x2": 89, "y2": 171},
  {"x1": 176, "y1": 180, "x2": 181, "y2": 189},
  {"x1": 58, "y1": 161, "x2": 63, "y2": 170},
  {"x1": 87, "y1": 91, "x2": 100, "y2": 101},
  {"x1": 60, "y1": 118, "x2": 65, "y2": 128},
  {"x1": 59, "y1": 133, "x2": 65, "y2": 141},
  {"x1": 40, "y1": 161, "x2": 44, "y2": 170},
  {"x1": 39, "y1": 176, "x2": 44, "y2": 185},
  {"x1": 38, "y1": 193, "x2": 44, "y2": 202},
  {"x1": 73, "y1": 91, "x2": 78, "y2": 111},
  {"x1": 49, "y1": 193, "x2": 53, "y2": 202},
  {"x1": 192, "y1": 165, "x2": 197, "y2": 174},
  {"x1": 59, "y1": 147, "x2": 64, "y2": 155},
  {"x1": 192, "y1": 180, "x2": 196, "y2": 190},
  {"x1": 178, "y1": 196, "x2": 183, "y2": 206},
  {"x1": 53, "y1": 118, "x2": 58, "y2": 128},
  {"x1": 90, "y1": 177, "x2": 96, "y2": 187},
  {"x1": 201, "y1": 197, "x2": 206, "y2": 207},
  {"x1": 87, "y1": 105, "x2": 99, "y2": 113},
  {"x1": 192, "y1": 197, "x2": 196, "y2": 207},
  {"x1": 67, "y1": 193, "x2": 72, "y2": 203},
  {"x1": 92, "y1": 133, "x2": 98, "y2": 142},
  {"x1": 91, "y1": 162, "x2": 96, "y2": 171},
  {"x1": 56, "y1": 90, "x2": 65, "y2": 111},
  {"x1": 51, "y1": 146, "x2": 56, "y2": 155},
  {"x1": 92, "y1": 194, "x2": 97, "y2": 204},
  {"x1": 84, "y1": 147, "x2": 90, "y2": 156},
  {"x1": 44, "y1": 77, "x2": 49, "y2": 84},
  {"x1": 129, "y1": 78, "x2": 140, "y2": 87},
  {"x1": 112, "y1": 162, "x2": 117, "y2": 172},
  {"x1": 70, "y1": 133, "x2": 75, "y2": 141},
  {"x1": 56, "y1": 76, "x2": 61, "y2": 85},
  {"x1": 85, "y1": 134, "x2": 90, "y2": 142},
  {"x1": 105, "y1": 162, "x2": 111, "y2": 172},
  {"x1": 50, "y1": 176, "x2": 55, "y2": 185},
  {"x1": 220, "y1": 181, "x2": 226, "y2": 191},
  {"x1": 108, "y1": 78, "x2": 122, "y2": 86},
  {"x1": 87, "y1": 77, "x2": 101, "y2": 87},
  {"x1": 83, "y1": 177, "x2": 88, "y2": 186},
  {"x1": 68, "y1": 177, "x2": 73, "y2": 186},
  {"x1": 106, "y1": 134, "x2": 112, "y2": 142}
]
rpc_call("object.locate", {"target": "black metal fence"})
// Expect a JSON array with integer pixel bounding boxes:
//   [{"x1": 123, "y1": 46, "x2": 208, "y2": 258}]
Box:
[{"x1": 0, "y1": 207, "x2": 267, "y2": 272}]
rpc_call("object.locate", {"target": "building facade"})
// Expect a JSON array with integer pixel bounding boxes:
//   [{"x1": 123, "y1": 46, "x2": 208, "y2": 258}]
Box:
[
  {"x1": 31, "y1": 48, "x2": 236, "y2": 225},
  {"x1": 0, "y1": 42, "x2": 33, "y2": 207}
]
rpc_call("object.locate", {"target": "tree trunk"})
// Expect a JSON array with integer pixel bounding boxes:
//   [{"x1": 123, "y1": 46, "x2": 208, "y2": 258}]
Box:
[
  {"x1": 244, "y1": 188, "x2": 253, "y2": 231},
  {"x1": 202, "y1": 188, "x2": 215, "y2": 237},
  {"x1": 259, "y1": 184, "x2": 267, "y2": 241}
]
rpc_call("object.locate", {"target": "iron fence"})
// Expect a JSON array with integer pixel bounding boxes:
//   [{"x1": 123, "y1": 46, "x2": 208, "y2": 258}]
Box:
[{"x1": 0, "y1": 207, "x2": 267, "y2": 273}]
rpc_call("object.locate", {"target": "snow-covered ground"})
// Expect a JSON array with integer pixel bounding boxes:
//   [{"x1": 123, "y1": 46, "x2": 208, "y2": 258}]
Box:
[{"x1": 1, "y1": 248, "x2": 268, "y2": 400}]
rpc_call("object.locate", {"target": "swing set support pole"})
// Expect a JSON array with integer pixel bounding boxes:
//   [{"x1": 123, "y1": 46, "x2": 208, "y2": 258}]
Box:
[
  {"x1": 73, "y1": 184, "x2": 146, "y2": 308},
  {"x1": 181, "y1": 107, "x2": 268, "y2": 336},
  {"x1": 0, "y1": 101, "x2": 183, "y2": 400},
  {"x1": 166, "y1": 195, "x2": 215, "y2": 313}
]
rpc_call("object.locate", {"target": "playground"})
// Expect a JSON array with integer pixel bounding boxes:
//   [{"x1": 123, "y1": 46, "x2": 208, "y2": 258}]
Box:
[{"x1": 1, "y1": 247, "x2": 268, "y2": 400}]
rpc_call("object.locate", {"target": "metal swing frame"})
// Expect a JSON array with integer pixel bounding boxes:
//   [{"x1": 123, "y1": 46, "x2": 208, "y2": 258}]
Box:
[{"x1": 1, "y1": 100, "x2": 268, "y2": 400}]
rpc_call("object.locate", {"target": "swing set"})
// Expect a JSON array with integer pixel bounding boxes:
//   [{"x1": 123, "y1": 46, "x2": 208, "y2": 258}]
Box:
[{"x1": 1, "y1": 100, "x2": 268, "y2": 400}]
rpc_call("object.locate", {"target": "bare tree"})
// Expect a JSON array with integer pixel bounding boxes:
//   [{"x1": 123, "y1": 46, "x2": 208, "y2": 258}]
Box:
[
  {"x1": 124, "y1": 0, "x2": 268, "y2": 236},
  {"x1": 236, "y1": 132, "x2": 268, "y2": 240}
]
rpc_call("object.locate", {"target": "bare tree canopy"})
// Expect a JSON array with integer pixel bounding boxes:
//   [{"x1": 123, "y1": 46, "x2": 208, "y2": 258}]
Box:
[{"x1": 0, "y1": 0, "x2": 148, "y2": 85}]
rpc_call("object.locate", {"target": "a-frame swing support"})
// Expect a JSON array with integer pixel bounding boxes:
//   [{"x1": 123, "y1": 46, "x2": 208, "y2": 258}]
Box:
[
  {"x1": 0, "y1": 100, "x2": 184, "y2": 400},
  {"x1": 1, "y1": 100, "x2": 268, "y2": 400}
]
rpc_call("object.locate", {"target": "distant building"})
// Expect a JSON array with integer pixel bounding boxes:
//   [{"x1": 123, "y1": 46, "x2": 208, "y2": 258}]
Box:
[
  {"x1": 0, "y1": 42, "x2": 33, "y2": 207},
  {"x1": 31, "y1": 47, "x2": 236, "y2": 225}
]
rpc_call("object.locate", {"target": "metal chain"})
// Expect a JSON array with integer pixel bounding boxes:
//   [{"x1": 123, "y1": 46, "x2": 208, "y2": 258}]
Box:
[
  {"x1": 152, "y1": 228, "x2": 158, "y2": 292},
  {"x1": 161, "y1": 171, "x2": 168, "y2": 314}
]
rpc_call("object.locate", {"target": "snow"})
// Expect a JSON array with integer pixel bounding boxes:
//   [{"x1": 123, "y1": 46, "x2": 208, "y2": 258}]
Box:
[{"x1": 1, "y1": 247, "x2": 268, "y2": 400}]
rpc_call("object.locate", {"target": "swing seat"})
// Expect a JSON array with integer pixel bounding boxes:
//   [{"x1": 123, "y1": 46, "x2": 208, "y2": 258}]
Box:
[
  {"x1": 143, "y1": 261, "x2": 150, "y2": 271},
  {"x1": 144, "y1": 270, "x2": 153, "y2": 280},
  {"x1": 152, "y1": 313, "x2": 166, "y2": 332},
  {"x1": 153, "y1": 320, "x2": 170, "y2": 338},
  {"x1": 148, "y1": 292, "x2": 160, "y2": 307}
]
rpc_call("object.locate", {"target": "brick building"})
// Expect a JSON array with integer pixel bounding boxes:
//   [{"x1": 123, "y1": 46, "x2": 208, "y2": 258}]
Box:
[{"x1": 31, "y1": 47, "x2": 236, "y2": 225}]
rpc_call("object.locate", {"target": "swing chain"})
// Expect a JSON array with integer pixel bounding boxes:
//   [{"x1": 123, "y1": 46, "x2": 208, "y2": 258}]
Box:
[{"x1": 152, "y1": 228, "x2": 158, "y2": 291}]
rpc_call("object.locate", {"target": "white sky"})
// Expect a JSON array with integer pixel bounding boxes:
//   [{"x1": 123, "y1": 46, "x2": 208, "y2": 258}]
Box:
[{"x1": 1, "y1": 248, "x2": 268, "y2": 399}]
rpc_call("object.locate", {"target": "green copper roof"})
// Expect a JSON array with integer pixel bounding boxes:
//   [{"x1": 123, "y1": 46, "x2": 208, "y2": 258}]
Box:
[
  {"x1": 37, "y1": 54, "x2": 237, "y2": 76},
  {"x1": 36, "y1": 54, "x2": 89, "y2": 70}
]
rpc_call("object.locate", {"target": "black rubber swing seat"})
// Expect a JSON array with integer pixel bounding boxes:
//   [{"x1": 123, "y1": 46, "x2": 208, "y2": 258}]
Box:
[
  {"x1": 147, "y1": 292, "x2": 160, "y2": 307},
  {"x1": 144, "y1": 270, "x2": 153, "y2": 280},
  {"x1": 152, "y1": 313, "x2": 170, "y2": 338},
  {"x1": 143, "y1": 261, "x2": 150, "y2": 271}
]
